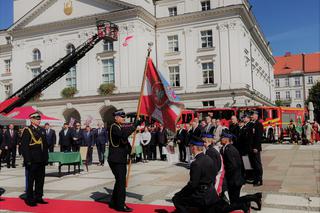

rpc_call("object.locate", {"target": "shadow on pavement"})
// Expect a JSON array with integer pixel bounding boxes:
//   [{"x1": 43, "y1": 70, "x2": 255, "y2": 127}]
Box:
[
  {"x1": 174, "y1": 162, "x2": 189, "y2": 169},
  {"x1": 90, "y1": 187, "x2": 143, "y2": 203}
]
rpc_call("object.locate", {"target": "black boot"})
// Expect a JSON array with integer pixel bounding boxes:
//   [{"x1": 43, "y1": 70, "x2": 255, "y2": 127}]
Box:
[{"x1": 251, "y1": 192, "x2": 262, "y2": 210}]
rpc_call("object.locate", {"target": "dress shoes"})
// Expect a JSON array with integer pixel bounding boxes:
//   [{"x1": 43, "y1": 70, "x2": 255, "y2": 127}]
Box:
[
  {"x1": 25, "y1": 200, "x2": 37, "y2": 207},
  {"x1": 36, "y1": 199, "x2": 49, "y2": 204},
  {"x1": 115, "y1": 205, "x2": 133, "y2": 212},
  {"x1": 253, "y1": 180, "x2": 263, "y2": 187}
]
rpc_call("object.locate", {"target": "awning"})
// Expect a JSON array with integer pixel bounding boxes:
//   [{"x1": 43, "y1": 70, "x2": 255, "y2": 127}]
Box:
[
  {"x1": 0, "y1": 114, "x2": 26, "y2": 126},
  {"x1": 4, "y1": 106, "x2": 64, "y2": 126}
]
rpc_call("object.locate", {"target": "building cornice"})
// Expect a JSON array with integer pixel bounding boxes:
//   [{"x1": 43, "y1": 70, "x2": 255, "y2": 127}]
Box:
[
  {"x1": 0, "y1": 44, "x2": 12, "y2": 54},
  {"x1": 156, "y1": 4, "x2": 274, "y2": 64}
]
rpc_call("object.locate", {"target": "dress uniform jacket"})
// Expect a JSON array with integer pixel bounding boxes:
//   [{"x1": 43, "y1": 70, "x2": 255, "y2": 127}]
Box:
[
  {"x1": 206, "y1": 144, "x2": 222, "y2": 173},
  {"x1": 251, "y1": 120, "x2": 263, "y2": 151},
  {"x1": 21, "y1": 125, "x2": 48, "y2": 164},
  {"x1": 238, "y1": 123, "x2": 253, "y2": 156},
  {"x1": 108, "y1": 123, "x2": 136, "y2": 164}
]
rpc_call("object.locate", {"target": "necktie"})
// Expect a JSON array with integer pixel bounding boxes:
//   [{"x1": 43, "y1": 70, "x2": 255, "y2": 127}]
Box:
[{"x1": 10, "y1": 130, "x2": 13, "y2": 137}]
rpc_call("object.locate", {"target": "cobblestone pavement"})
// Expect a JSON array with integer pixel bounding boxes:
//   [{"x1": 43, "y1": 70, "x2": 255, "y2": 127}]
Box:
[{"x1": 0, "y1": 144, "x2": 319, "y2": 212}]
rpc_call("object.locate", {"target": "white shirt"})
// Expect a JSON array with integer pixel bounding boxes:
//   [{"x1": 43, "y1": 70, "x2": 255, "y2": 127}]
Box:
[{"x1": 141, "y1": 132, "x2": 151, "y2": 145}]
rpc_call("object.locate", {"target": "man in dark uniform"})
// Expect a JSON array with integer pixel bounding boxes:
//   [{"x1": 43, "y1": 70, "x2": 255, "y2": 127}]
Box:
[
  {"x1": 3, "y1": 124, "x2": 19, "y2": 168},
  {"x1": 108, "y1": 109, "x2": 142, "y2": 212},
  {"x1": 220, "y1": 132, "x2": 245, "y2": 204},
  {"x1": 172, "y1": 140, "x2": 219, "y2": 212},
  {"x1": 202, "y1": 134, "x2": 221, "y2": 173},
  {"x1": 250, "y1": 112, "x2": 264, "y2": 186},
  {"x1": 21, "y1": 112, "x2": 49, "y2": 206}
]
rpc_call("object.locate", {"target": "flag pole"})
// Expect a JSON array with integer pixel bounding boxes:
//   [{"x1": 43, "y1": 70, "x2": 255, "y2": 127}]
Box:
[{"x1": 126, "y1": 43, "x2": 153, "y2": 187}]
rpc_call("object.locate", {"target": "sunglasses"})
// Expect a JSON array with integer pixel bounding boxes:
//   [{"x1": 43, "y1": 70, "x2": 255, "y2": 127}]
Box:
[{"x1": 33, "y1": 117, "x2": 41, "y2": 120}]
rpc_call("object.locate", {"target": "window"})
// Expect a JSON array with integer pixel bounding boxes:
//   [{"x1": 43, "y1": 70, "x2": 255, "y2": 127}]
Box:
[
  {"x1": 200, "y1": 30, "x2": 213, "y2": 48},
  {"x1": 201, "y1": 1, "x2": 211, "y2": 11},
  {"x1": 275, "y1": 79, "x2": 280, "y2": 87},
  {"x1": 4, "y1": 59, "x2": 11, "y2": 73},
  {"x1": 296, "y1": 104, "x2": 302, "y2": 108},
  {"x1": 103, "y1": 40, "x2": 113, "y2": 51},
  {"x1": 203, "y1": 100, "x2": 215, "y2": 107},
  {"x1": 31, "y1": 68, "x2": 41, "y2": 78},
  {"x1": 202, "y1": 62, "x2": 214, "y2": 84},
  {"x1": 285, "y1": 78, "x2": 289, "y2": 87},
  {"x1": 32, "y1": 49, "x2": 41, "y2": 61},
  {"x1": 102, "y1": 59, "x2": 115, "y2": 83},
  {"x1": 66, "y1": 44, "x2": 77, "y2": 88},
  {"x1": 285, "y1": 91, "x2": 290, "y2": 100},
  {"x1": 169, "y1": 66, "x2": 180, "y2": 87},
  {"x1": 4, "y1": 84, "x2": 12, "y2": 97},
  {"x1": 5, "y1": 36, "x2": 11, "y2": 44},
  {"x1": 295, "y1": 90, "x2": 301, "y2": 99},
  {"x1": 168, "y1": 7, "x2": 177, "y2": 16},
  {"x1": 308, "y1": 76, "x2": 313, "y2": 84},
  {"x1": 294, "y1": 77, "x2": 300, "y2": 86},
  {"x1": 276, "y1": 91, "x2": 280, "y2": 100},
  {"x1": 168, "y1": 35, "x2": 179, "y2": 52}
]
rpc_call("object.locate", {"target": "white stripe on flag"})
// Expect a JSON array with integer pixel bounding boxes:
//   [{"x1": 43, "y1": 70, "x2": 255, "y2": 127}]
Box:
[
  {"x1": 143, "y1": 77, "x2": 153, "y2": 96},
  {"x1": 169, "y1": 104, "x2": 181, "y2": 116},
  {"x1": 151, "y1": 107, "x2": 163, "y2": 124}
]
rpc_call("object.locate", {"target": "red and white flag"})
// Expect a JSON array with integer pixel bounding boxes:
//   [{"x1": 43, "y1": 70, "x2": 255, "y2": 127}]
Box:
[
  {"x1": 139, "y1": 58, "x2": 183, "y2": 132},
  {"x1": 122, "y1": 35, "x2": 133, "y2": 47}
]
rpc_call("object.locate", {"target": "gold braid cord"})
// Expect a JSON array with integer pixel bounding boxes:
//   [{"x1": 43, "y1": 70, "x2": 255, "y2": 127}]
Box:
[
  {"x1": 25, "y1": 127, "x2": 43, "y2": 150},
  {"x1": 109, "y1": 123, "x2": 120, "y2": 148}
]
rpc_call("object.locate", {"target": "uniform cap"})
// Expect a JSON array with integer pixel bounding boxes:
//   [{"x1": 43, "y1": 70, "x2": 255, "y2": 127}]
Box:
[
  {"x1": 113, "y1": 109, "x2": 126, "y2": 117},
  {"x1": 221, "y1": 132, "x2": 234, "y2": 139},
  {"x1": 201, "y1": 133, "x2": 214, "y2": 138},
  {"x1": 29, "y1": 112, "x2": 41, "y2": 119},
  {"x1": 189, "y1": 140, "x2": 204, "y2": 146}
]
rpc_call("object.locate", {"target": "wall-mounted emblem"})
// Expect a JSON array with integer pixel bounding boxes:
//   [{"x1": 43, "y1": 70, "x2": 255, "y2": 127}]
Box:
[{"x1": 64, "y1": 0, "x2": 73, "y2": 16}]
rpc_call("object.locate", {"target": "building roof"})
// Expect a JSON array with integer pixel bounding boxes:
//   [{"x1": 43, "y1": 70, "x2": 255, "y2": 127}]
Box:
[{"x1": 274, "y1": 52, "x2": 320, "y2": 76}]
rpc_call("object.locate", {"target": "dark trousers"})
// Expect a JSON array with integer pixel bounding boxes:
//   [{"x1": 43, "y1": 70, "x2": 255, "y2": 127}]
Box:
[
  {"x1": 148, "y1": 144, "x2": 157, "y2": 160},
  {"x1": 178, "y1": 144, "x2": 186, "y2": 162},
  {"x1": 228, "y1": 185, "x2": 242, "y2": 204},
  {"x1": 72, "y1": 144, "x2": 80, "y2": 152},
  {"x1": 26, "y1": 163, "x2": 45, "y2": 202},
  {"x1": 96, "y1": 144, "x2": 106, "y2": 164},
  {"x1": 108, "y1": 161, "x2": 127, "y2": 209},
  {"x1": 158, "y1": 144, "x2": 166, "y2": 160},
  {"x1": 86, "y1": 146, "x2": 93, "y2": 164},
  {"x1": 142, "y1": 143, "x2": 149, "y2": 160},
  {"x1": 172, "y1": 190, "x2": 205, "y2": 213},
  {"x1": 5, "y1": 147, "x2": 16, "y2": 167},
  {"x1": 249, "y1": 151, "x2": 263, "y2": 182},
  {"x1": 48, "y1": 145, "x2": 54, "y2": 152},
  {"x1": 60, "y1": 145, "x2": 71, "y2": 152}
]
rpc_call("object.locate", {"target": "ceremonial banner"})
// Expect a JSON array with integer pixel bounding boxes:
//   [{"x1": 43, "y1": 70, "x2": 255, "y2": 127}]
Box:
[{"x1": 139, "y1": 58, "x2": 183, "y2": 132}]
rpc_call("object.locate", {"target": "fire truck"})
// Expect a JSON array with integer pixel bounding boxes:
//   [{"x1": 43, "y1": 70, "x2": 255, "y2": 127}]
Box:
[{"x1": 0, "y1": 20, "x2": 118, "y2": 115}]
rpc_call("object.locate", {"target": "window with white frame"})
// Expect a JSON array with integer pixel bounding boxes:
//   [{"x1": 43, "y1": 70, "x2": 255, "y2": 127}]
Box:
[
  {"x1": 66, "y1": 44, "x2": 77, "y2": 88},
  {"x1": 168, "y1": 35, "x2": 179, "y2": 52},
  {"x1": 31, "y1": 68, "x2": 41, "y2": 78},
  {"x1": 4, "y1": 59, "x2": 11, "y2": 73},
  {"x1": 169, "y1": 66, "x2": 180, "y2": 87},
  {"x1": 203, "y1": 100, "x2": 215, "y2": 107},
  {"x1": 295, "y1": 90, "x2": 301, "y2": 99},
  {"x1": 285, "y1": 91, "x2": 290, "y2": 100},
  {"x1": 285, "y1": 78, "x2": 289, "y2": 87},
  {"x1": 201, "y1": 1, "x2": 211, "y2": 11},
  {"x1": 202, "y1": 62, "x2": 214, "y2": 84},
  {"x1": 275, "y1": 79, "x2": 279, "y2": 87},
  {"x1": 276, "y1": 92, "x2": 280, "y2": 100},
  {"x1": 4, "y1": 84, "x2": 12, "y2": 97},
  {"x1": 103, "y1": 40, "x2": 113, "y2": 51},
  {"x1": 168, "y1": 7, "x2": 177, "y2": 16},
  {"x1": 308, "y1": 76, "x2": 313, "y2": 84},
  {"x1": 102, "y1": 59, "x2": 115, "y2": 83},
  {"x1": 294, "y1": 77, "x2": 300, "y2": 86},
  {"x1": 200, "y1": 30, "x2": 213, "y2": 48},
  {"x1": 32, "y1": 49, "x2": 41, "y2": 61}
]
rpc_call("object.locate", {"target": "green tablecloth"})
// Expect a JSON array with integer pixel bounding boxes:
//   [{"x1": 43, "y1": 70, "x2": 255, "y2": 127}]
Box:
[{"x1": 48, "y1": 152, "x2": 82, "y2": 165}]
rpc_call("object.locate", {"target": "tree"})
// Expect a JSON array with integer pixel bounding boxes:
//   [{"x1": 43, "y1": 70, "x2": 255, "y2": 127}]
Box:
[
  {"x1": 275, "y1": 100, "x2": 284, "y2": 107},
  {"x1": 306, "y1": 82, "x2": 320, "y2": 122}
]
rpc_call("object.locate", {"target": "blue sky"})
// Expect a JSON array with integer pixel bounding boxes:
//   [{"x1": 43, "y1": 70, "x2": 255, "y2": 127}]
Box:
[{"x1": 0, "y1": 0, "x2": 319, "y2": 56}]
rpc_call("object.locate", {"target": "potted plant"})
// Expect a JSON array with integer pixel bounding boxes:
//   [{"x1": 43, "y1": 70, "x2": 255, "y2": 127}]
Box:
[
  {"x1": 61, "y1": 87, "x2": 78, "y2": 98},
  {"x1": 98, "y1": 83, "x2": 116, "y2": 96}
]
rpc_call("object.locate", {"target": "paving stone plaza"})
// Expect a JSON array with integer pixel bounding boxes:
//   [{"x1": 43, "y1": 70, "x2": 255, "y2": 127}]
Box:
[{"x1": 0, "y1": 144, "x2": 319, "y2": 213}]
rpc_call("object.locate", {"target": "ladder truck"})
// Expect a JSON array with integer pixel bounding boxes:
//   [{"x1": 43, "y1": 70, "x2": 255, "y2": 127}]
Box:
[{"x1": 0, "y1": 20, "x2": 118, "y2": 114}]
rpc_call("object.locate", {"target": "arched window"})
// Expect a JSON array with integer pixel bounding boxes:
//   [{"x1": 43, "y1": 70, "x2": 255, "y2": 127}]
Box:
[
  {"x1": 296, "y1": 104, "x2": 302, "y2": 108},
  {"x1": 66, "y1": 44, "x2": 77, "y2": 88},
  {"x1": 32, "y1": 49, "x2": 41, "y2": 61}
]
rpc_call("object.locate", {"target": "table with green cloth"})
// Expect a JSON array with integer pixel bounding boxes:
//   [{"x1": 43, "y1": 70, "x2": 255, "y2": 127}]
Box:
[{"x1": 48, "y1": 152, "x2": 82, "y2": 175}]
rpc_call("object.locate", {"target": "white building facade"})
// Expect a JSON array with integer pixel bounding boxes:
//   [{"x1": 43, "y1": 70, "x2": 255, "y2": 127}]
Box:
[{"x1": 0, "y1": 0, "x2": 275, "y2": 126}]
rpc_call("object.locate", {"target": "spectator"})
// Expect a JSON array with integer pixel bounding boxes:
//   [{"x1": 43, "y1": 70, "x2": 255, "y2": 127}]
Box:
[
  {"x1": 94, "y1": 122, "x2": 108, "y2": 166},
  {"x1": 3, "y1": 124, "x2": 19, "y2": 168},
  {"x1": 174, "y1": 124, "x2": 187, "y2": 163},
  {"x1": 59, "y1": 123, "x2": 73, "y2": 152},
  {"x1": 44, "y1": 123, "x2": 56, "y2": 153},
  {"x1": 82, "y1": 126, "x2": 94, "y2": 164},
  {"x1": 71, "y1": 122, "x2": 83, "y2": 152},
  {"x1": 141, "y1": 126, "x2": 151, "y2": 163},
  {"x1": 157, "y1": 124, "x2": 168, "y2": 161},
  {"x1": 148, "y1": 125, "x2": 157, "y2": 160}
]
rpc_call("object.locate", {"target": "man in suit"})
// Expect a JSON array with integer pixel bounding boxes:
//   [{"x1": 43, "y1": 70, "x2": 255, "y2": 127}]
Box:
[
  {"x1": 229, "y1": 116, "x2": 240, "y2": 151},
  {"x1": 249, "y1": 112, "x2": 264, "y2": 186},
  {"x1": 202, "y1": 134, "x2": 221, "y2": 174},
  {"x1": 21, "y1": 112, "x2": 49, "y2": 207},
  {"x1": 172, "y1": 140, "x2": 219, "y2": 212},
  {"x1": 58, "y1": 123, "x2": 73, "y2": 152},
  {"x1": 157, "y1": 124, "x2": 168, "y2": 161},
  {"x1": 3, "y1": 124, "x2": 19, "y2": 168},
  {"x1": 71, "y1": 122, "x2": 83, "y2": 152},
  {"x1": 174, "y1": 124, "x2": 187, "y2": 162},
  {"x1": 108, "y1": 109, "x2": 142, "y2": 212},
  {"x1": 44, "y1": 123, "x2": 56, "y2": 153},
  {"x1": 220, "y1": 132, "x2": 245, "y2": 204},
  {"x1": 203, "y1": 116, "x2": 215, "y2": 135},
  {"x1": 190, "y1": 118, "x2": 202, "y2": 138},
  {"x1": 94, "y1": 122, "x2": 108, "y2": 166},
  {"x1": 82, "y1": 126, "x2": 94, "y2": 165}
]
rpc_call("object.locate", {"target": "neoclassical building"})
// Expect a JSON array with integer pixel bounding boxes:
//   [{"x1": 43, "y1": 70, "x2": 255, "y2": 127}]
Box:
[{"x1": 0, "y1": 0, "x2": 275, "y2": 126}]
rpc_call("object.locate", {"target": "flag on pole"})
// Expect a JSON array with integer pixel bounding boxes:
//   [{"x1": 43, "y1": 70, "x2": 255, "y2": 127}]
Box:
[
  {"x1": 122, "y1": 35, "x2": 133, "y2": 47},
  {"x1": 139, "y1": 58, "x2": 183, "y2": 132}
]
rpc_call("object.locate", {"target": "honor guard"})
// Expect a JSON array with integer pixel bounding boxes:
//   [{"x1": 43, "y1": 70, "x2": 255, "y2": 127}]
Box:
[
  {"x1": 21, "y1": 112, "x2": 49, "y2": 207},
  {"x1": 108, "y1": 109, "x2": 142, "y2": 212}
]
